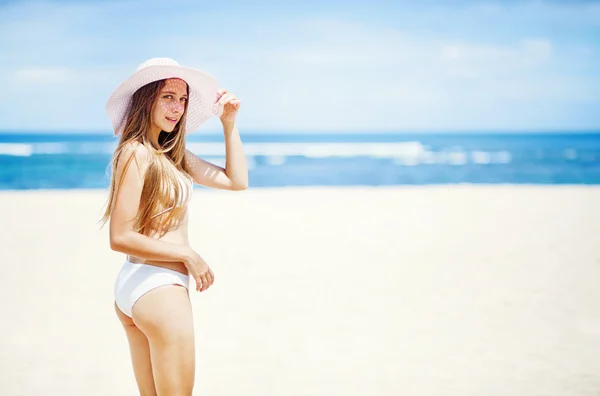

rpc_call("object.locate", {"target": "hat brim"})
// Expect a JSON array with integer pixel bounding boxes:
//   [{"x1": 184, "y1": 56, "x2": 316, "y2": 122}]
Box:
[{"x1": 106, "y1": 64, "x2": 224, "y2": 136}]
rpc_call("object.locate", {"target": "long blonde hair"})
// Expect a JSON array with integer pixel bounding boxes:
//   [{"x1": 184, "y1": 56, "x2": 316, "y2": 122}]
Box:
[{"x1": 100, "y1": 79, "x2": 192, "y2": 237}]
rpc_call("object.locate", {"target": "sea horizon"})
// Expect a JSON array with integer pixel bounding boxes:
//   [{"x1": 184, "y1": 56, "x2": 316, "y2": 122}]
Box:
[
  {"x1": 2, "y1": 129, "x2": 599, "y2": 136},
  {"x1": 1, "y1": 130, "x2": 599, "y2": 189}
]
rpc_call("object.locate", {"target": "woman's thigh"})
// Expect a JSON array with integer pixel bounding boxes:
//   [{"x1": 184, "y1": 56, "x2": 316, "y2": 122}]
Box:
[
  {"x1": 115, "y1": 303, "x2": 157, "y2": 396},
  {"x1": 132, "y1": 285, "x2": 195, "y2": 395}
]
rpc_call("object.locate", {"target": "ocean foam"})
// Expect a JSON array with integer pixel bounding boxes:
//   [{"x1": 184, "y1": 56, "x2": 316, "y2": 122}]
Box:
[
  {"x1": 0, "y1": 141, "x2": 515, "y2": 165},
  {"x1": 0, "y1": 143, "x2": 33, "y2": 156}
]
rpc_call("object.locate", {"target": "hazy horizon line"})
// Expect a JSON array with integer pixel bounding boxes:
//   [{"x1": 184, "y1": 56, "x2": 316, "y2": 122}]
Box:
[{"x1": 1, "y1": 129, "x2": 599, "y2": 135}]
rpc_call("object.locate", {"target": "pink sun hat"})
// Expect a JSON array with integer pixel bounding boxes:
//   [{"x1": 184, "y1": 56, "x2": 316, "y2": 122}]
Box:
[{"x1": 106, "y1": 57, "x2": 224, "y2": 136}]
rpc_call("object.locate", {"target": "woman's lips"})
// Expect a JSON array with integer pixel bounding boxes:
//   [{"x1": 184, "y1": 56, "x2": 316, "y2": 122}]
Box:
[{"x1": 166, "y1": 117, "x2": 178, "y2": 124}]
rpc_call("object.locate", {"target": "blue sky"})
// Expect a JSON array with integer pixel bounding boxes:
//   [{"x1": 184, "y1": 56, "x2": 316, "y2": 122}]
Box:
[{"x1": 1, "y1": 0, "x2": 599, "y2": 133}]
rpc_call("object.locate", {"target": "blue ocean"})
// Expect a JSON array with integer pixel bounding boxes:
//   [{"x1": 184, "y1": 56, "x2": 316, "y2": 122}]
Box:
[{"x1": 0, "y1": 132, "x2": 599, "y2": 189}]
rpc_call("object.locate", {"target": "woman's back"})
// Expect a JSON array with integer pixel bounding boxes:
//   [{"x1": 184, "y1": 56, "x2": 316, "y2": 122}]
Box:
[{"x1": 127, "y1": 144, "x2": 193, "y2": 275}]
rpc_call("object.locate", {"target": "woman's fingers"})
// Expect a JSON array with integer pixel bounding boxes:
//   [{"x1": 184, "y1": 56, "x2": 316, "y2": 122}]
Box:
[
  {"x1": 218, "y1": 94, "x2": 232, "y2": 105},
  {"x1": 218, "y1": 93, "x2": 238, "y2": 105},
  {"x1": 198, "y1": 272, "x2": 214, "y2": 292},
  {"x1": 216, "y1": 89, "x2": 229, "y2": 103},
  {"x1": 193, "y1": 266, "x2": 215, "y2": 292}
]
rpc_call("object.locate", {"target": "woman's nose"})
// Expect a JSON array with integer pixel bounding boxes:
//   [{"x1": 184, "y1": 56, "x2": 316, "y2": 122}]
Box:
[{"x1": 171, "y1": 102, "x2": 184, "y2": 114}]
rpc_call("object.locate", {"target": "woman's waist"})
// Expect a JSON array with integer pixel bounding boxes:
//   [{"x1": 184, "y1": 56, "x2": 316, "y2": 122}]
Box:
[
  {"x1": 127, "y1": 230, "x2": 190, "y2": 275},
  {"x1": 126, "y1": 256, "x2": 189, "y2": 276}
]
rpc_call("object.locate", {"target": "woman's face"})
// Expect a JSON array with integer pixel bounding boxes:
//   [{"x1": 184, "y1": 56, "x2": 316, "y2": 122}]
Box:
[{"x1": 151, "y1": 78, "x2": 188, "y2": 133}]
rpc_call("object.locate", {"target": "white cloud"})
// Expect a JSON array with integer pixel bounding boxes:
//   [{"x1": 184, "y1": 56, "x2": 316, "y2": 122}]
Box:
[
  {"x1": 215, "y1": 18, "x2": 576, "y2": 130},
  {"x1": 13, "y1": 68, "x2": 72, "y2": 84},
  {"x1": 439, "y1": 38, "x2": 553, "y2": 79},
  {"x1": 0, "y1": 1, "x2": 598, "y2": 132}
]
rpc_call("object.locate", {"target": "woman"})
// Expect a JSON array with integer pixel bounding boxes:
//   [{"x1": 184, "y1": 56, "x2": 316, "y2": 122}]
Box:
[{"x1": 100, "y1": 57, "x2": 248, "y2": 395}]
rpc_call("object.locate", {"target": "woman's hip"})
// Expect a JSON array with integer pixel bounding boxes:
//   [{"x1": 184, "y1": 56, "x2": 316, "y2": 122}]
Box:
[{"x1": 114, "y1": 260, "x2": 190, "y2": 318}]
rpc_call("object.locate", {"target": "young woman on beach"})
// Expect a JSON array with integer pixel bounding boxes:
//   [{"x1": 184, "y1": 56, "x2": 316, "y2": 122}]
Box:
[{"x1": 100, "y1": 58, "x2": 248, "y2": 395}]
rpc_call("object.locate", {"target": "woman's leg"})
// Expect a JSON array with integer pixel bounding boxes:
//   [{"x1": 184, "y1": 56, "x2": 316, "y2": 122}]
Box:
[
  {"x1": 131, "y1": 285, "x2": 195, "y2": 396},
  {"x1": 115, "y1": 302, "x2": 158, "y2": 396}
]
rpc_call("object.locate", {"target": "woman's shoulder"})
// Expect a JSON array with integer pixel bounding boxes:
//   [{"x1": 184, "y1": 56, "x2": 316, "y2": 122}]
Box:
[
  {"x1": 120, "y1": 140, "x2": 150, "y2": 157},
  {"x1": 119, "y1": 141, "x2": 153, "y2": 163},
  {"x1": 116, "y1": 141, "x2": 153, "y2": 174}
]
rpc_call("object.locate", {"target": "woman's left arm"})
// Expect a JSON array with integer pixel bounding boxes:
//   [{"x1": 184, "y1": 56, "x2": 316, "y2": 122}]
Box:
[{"x1": 184, "y1": 89, "x2": 248, "y2": 191}]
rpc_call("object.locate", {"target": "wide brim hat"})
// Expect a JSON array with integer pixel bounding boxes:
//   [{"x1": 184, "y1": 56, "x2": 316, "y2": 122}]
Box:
[{"x1": 106, "y1": 57, "x2": 224, "y2": 136}]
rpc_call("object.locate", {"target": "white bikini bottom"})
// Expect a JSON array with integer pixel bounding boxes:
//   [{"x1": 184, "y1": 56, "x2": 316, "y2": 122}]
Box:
[{"x1": 114, "y1": 260, "x2": 190, "y2": 318}]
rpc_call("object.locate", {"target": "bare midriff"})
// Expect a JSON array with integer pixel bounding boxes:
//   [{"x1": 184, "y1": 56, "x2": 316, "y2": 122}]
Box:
[{"x1": 127, "y1": 211, "x2": 190, "y2": 276}]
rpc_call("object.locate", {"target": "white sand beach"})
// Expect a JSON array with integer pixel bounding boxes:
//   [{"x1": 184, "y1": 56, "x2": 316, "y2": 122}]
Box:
[{"x1": 1, "y1": 185, "x2": 600, "y2": 396}]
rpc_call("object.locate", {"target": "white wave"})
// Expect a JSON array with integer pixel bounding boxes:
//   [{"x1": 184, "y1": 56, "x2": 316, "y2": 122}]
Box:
[
  {"x1": 200, "y1": 156, "x2": 257, "y2": 170},
  {"x1": 392, "y1": 157, "x2": 420, "y2": 166},
  {"x1": 0, "y1": 141, "x2": 514, "y2": 165},
  {"x1": 266, "y1": 155, "x2": 287, "y2": 166},
  {"x1": 419, "y1": 151, "x2": 438, "y2": 165},
  {"x1": 76, "y1": 143, "x2": 117, "y2": 154},
  {"x1": 471, "y1": 151, "x2": 492, "y2": 164},
  {"x1": 246, "y1": 157, "x2": 256, "y2": 170},
  {"x1": 33, "y1": 143, "x2": 68, "y2": 154},
  {"x1": 0, "y1": 142, "x2": 115, "y2": 156},
  {"x1": 0, "y1": 143, "x2": 33, "y2": 156},
  {"x1": 186, "y1": 142, "x2": 427, "y2": 158},
  {"x1": 187, "y1": 142, "x2": 513, "y2": 165},
  {"x1": 493, "y1": 151, "x2": 512, "y2": 164},
  {"x1": 447, "y1": 151, "x2": 468, "y2": 165}
]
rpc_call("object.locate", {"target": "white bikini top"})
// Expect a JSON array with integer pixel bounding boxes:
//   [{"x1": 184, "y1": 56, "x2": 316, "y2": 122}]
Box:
[{"x1": 151, "y1": 168, "x2": 194, "y2": 219}]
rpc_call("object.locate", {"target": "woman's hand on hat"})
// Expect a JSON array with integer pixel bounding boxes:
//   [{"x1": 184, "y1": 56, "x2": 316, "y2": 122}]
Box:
[{"x1": 216, "y1": 88, "x2": 241, "y2": 123}]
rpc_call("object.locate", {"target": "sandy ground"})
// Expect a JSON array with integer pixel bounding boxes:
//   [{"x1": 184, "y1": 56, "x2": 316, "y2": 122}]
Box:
[{"x1": 1, "y1": 185, "x2": 600, "y2": 396}]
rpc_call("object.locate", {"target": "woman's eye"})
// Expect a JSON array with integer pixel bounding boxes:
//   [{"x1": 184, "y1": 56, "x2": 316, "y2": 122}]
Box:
[
  {"x1": 181, "y1": 98, "x2": 187, "y2": 102},
  {"x1": 164, "y1": 95, "x2": 173, "y2": 99}
]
